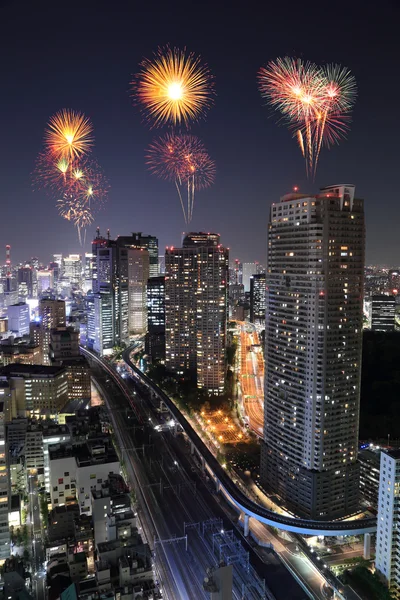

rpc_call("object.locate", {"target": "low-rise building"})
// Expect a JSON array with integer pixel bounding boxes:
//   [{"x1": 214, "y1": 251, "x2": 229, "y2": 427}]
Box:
[
  {"x1": 0, "y1": 364, "x2": 68, "y2": 417},
  {"x1": 49, "y1": 439, "x2": 119, "y2": 514}
]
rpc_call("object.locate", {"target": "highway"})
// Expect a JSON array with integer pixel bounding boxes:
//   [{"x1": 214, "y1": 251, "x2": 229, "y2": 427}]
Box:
[
  {"x1": 237, "y1": 321, "x2": 264, "y2": 436},
  {"x1": 116, "y1": 347, "x2": 377, "y2": 537},
  {"x1": 88, "y1": 354, "x2": 277, "y2": 600}
]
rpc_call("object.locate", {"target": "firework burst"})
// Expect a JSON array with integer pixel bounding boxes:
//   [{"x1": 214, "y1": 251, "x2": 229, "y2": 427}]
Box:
[
  {"x1": 35, "y1": 109, "x2": 108, "y2": 245},
  {"x1": 258, "y1": 57, "x2": 357, "y2": 177},
  {"x1": 45, "y1": 109, "x2": 93, "y2": 159},
  {"x1": 132, "y1": 46, "x2": 214, "y2": 127},
  {"x1": 146, "y1": 133, "x2": 215, "y2": 222}
]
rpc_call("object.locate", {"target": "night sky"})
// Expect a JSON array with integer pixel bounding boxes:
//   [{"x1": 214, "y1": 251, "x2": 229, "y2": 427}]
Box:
[{"x1": 1, "y1": 0, "x2": 399, "y2": 265}]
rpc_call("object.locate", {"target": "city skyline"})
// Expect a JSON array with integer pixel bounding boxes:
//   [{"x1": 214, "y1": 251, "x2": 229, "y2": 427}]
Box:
[{"x1": 1, "y1": 1, "x2": 399, "y2": 265}]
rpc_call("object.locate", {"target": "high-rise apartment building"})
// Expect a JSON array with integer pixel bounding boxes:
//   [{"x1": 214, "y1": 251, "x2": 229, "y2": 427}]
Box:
[
  {"x1": 371, "y1": 295, "x2": 396, "y2": 332},
  {"x1": 128, "y1": 248, "x2": 149, "y2": 334},
  {"x1": 165, "y1": 233, "x2": 228, "y2": 395},
  {"x1": 375, "y1": 449, "x2": 400, "y2": 597},
  {"x1": 261, "y1": 185, "x2": 365, "y2": 520},
  {"x1": 250, "y1": 274, "x2": 266, "y2": 324},
  {"x1": 145, "y1": 276, "x2": 165, "y2": 361}
]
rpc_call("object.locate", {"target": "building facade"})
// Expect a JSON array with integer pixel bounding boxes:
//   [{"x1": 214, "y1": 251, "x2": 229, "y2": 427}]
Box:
[
  {"x1": 127, "y1": 248, "x2": 149, "y2": 334},
  {"x1": 39, "y1": 299, "x2": 66, "y2": 364},
  {"x1": 375, "y1": 449, "x2": 400, "y2": 597},
  {"x1": 165, "y1": 233, "x2": 229, "y2": 395},
  {"x1": 261, "y1": 185, "x2": 365, "y2": 520},
  {"x1": 0, "y1": 401, "x2": 10, "y2": 560},
  {"x1": 371, "y1": 295, "x2": 396, "y2": 332},
  {"x1": 145, "y1": 276, "x2": 165, "y2": 361},
  {"x1": 249, "y1": 274, "x2": 266, "y2": 324},
  {"x1": 7, "y1": 303, "x2": 30, "y2": 337}
]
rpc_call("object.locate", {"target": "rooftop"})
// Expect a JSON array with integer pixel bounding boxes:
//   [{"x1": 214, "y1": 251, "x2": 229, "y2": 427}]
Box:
[
  {"x1": 0, "y1": 364, "x2": 66, "y2": 377},
  {"x1": 386, "y1": 448, "x2": 400, "y2": 460}
]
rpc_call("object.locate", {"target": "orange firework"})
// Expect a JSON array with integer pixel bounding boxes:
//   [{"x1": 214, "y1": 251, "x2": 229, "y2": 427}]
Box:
[
  {"x1": 132, "y1": 46, "x2": 214, "y2": 127},
  {"x1": 45, "y1": 109, "x2": 93, "y2": 159}
]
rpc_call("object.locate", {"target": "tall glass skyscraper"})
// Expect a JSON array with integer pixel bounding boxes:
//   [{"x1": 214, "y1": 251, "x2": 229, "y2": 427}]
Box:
[{"x1": 261, "y1": 184, "x2": 365, "y2": 520}]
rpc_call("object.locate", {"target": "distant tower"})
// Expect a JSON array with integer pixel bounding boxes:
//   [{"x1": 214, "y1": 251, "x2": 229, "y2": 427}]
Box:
[{"x1": 5, "y1": 245, "x2": 11, "y2": 276}]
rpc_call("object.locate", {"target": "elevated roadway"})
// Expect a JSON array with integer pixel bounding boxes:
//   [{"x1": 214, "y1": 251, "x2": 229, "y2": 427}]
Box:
[{"x1": 80, "y1": 346, "x2": 376, "y2": 537}]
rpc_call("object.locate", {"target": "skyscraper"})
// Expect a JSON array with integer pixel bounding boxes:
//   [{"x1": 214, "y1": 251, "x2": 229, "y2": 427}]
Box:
[
  {"x1": 7, "y1": 302, "x2": 30, "y2": 337},
  {"x1": 39, "y1": 299, "x2": 66, "y2": 364},
  {"x1": 165, "y1": 233, "x2": 229, "y2": 395},
  {"x1": 242, "y1": 262, "x2": 258, "y2": 292},
  {"x1": 250, "y1": 274, "x2": 266, "y2": 324},
  {"x1": 118, "y1": 233, "x2": 158, "y2": 278},
  {"x1": 145, "y1": 276, "x2": 165, "y2": 361},
  {"x1": 63, "y1": 254, "x2": 82, "y2": 288},
  {"x1": 261, "y1": 184, "x2": 365, "y2": 520},
  {"x1": 371, "y1": 295, "x2": 396, "y2": 331},
  {"x1": 17, "y1": 266, "x2": 34, "y2": 299},
  {"x1": 91, "y1": 231, "x2": 129, "y2": 354},
  {"x1": 128, "y1": 248, "x2": 149, "y2": 334}
]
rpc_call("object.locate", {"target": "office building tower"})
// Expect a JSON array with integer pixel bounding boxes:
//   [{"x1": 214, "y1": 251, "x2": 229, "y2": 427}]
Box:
[
  {"x1": 242, "y1": 262, "x2": 258, "y2": 292},
  {"x1": 0, "y1": 400, "x2": 9, "y2": 560},
  {"x1": 83, "y1": 252, "x2": 93, "y2": 292},
  {"x1": 256, "y1": 262, "x2": 266, "y2": 275},
  {"x1": 118, "y1": 232, "x2": 158, "y2": 278},
  {"x1": 7, "y1": 303, "x2": 30, "y2": 337},
  {"x1": 17, "y1": 266, "x2": 34, "y2": 299},
  {"x1": 39, "y1": 299, "x2": 66, "y2": 364},
  {"x1": 158, "y1": 255, "x2": 165, "y2": 275},
  {"x1": 63, "y1": 254, "x2": 82, "y2": 288},
  {"x1": 250, "y1": 274, "x2": 266, "y2": 323},
  {"x1": 165, "y1": 233, "x2": 229, "y2": 395},
  {"x1": 37, "y1": 269, "x2": 54, "y2": 295},
  {"x1": 0, "y1": 364, "x2": 68, "y2": 417},
  {"x1": 261, "y1": 184, "x2": 365, "y2": 520},
  {"x1": 3, "y1": 247, "x2": 18, "y2": 308},
  {"x1": 145, "y1": 276, "x2": 165, "y2": 361},
  {"x1": 128, "y1": 248, "x2": 149, "y2": 334},
  {"x1": 49, "y1": 326, "x2": 91, "y2": 402},
  {"x1": 91, "y1": 231, "x2": 128, "y2": 354},
  {"x1": 233, "y1": 259, "x2": 243, "y2": 285},
  {"x1": 375, "y1": 449, "x2": 400, "y2": 596},
  {"x1": 371, "y1": 295, "x2": 396, "y2": 332}
]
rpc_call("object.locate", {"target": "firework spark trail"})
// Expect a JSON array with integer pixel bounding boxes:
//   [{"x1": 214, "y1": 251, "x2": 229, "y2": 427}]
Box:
[
  {"x1": 146, "y1": 133, "x2": 215, "y2": 222},
  {"x1": 258, "y1": 57, "x2": 357, "y2": 177},
  {"x1": 132, "y1": 46, "x2": 215, "y2": 128}
]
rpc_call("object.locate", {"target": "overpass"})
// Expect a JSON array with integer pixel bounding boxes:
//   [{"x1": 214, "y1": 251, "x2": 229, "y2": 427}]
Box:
[{"x1": 81, "y1": 346, "x2": 377, "y2": 537}]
